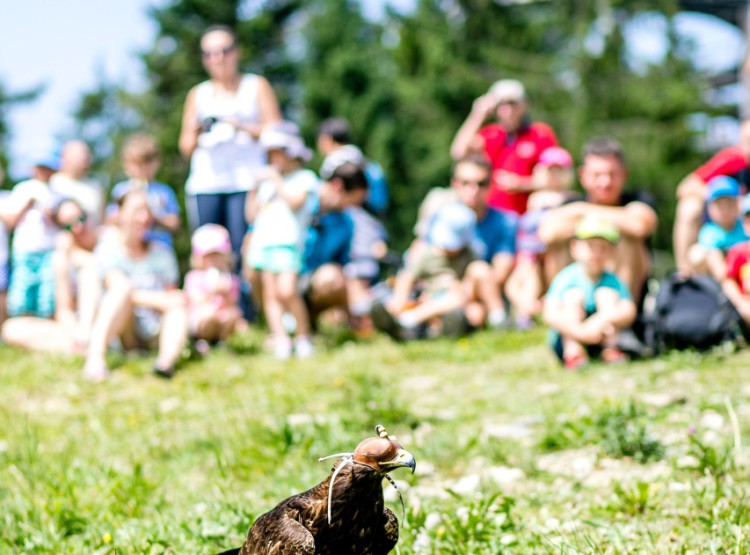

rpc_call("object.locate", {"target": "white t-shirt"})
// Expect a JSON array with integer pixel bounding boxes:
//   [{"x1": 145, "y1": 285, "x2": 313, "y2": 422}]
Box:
[
  {"x1": 50, "y1": 173, "x2": 105, "y2": 224},
  {"x1": 251, "y1": 168, "x2": 319, "y2": 251},
  {"x1": 186, "y1": 74, "x2": 267, "y2": 195},
  {"x1": 7, "y1": 179, "x2": 60, "y2": 254}
]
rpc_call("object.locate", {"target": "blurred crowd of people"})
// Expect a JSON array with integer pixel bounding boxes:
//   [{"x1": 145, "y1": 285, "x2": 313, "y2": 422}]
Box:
[{"x1": 3, "y1": 24, "x2": 750, "y2": 378}]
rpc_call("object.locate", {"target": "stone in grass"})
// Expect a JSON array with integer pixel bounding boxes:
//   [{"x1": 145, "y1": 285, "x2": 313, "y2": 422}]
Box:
[
  {"x1": 639, "y1": 392, "x2": 687, "y2": 408},
  {"x1": 536, "y1": 447, "x2": 597, "y2": 479},
  {"x1": 485, "y1": 466, "x2": 526, "y2": 486}
]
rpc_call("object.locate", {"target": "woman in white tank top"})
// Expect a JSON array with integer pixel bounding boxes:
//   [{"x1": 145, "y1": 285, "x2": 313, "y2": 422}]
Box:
[{"x1": 179, "y1": 25, "x2": 281, "y2": 262}]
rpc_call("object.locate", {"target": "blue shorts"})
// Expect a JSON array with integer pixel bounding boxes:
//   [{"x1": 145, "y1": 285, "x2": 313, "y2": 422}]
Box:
[
  {"x1": 248, "y1": 244, "x2": 302, "y2": 274},
  {"x1": 7, "y1": 250, "x2": 56, "y2": 318}
]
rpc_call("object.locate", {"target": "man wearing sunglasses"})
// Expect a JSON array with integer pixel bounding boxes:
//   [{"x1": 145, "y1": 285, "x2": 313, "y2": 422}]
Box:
[
  {"x1": 450, "y1": 79, "x2": 558, "y2": 215},
  {"x1": 412, "y1": 155, "x2": 518, "y2": 331}
]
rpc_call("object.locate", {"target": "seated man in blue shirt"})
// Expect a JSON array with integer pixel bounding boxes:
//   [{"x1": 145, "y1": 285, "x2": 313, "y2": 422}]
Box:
[
  {"x1": 301, "y1": 162, "x2": 369, "y2": 326},
  {"x1": 413, "y1": 154, "x2": 518, "y2": 330}
]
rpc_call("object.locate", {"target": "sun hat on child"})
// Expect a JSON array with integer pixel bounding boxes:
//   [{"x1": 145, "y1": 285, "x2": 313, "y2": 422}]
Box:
[
  {"x1": 191, "y1": 224, "x2": 232, "y2": 257},
  {"x1": 259, "y1": 121, "x2": 312, "y2": 162},
  {"x1": 427, "y1": 202, "x2": 477, "y2": 251},
  {"x1": 574, "y1": 216, "x2": 620, "y2": 244},
  {"x1": 705, "y1": 175, "x2": 740, "y2": 203},
  {"x1": 538, "y1": 146, "x2": 573, "y2": 168}
]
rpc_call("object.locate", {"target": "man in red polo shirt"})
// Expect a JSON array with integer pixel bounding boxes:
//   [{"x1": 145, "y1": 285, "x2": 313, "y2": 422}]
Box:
[
  {"x1": 674, "y1": 119, "x2": 750, "y2": 274},
  {"x1": 450, "y1": 79, "x2": 558, "y2": 215}
]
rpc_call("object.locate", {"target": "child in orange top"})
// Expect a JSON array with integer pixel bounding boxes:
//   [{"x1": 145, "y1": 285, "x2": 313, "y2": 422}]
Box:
[{"x1": 184, "y1": 224, "x2": 247, "y2": 351}]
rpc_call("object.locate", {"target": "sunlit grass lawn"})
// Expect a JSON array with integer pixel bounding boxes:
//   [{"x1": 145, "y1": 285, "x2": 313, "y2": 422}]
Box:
[{"x1": 3, "y1": 327, "x2": 750, "y2": 554}]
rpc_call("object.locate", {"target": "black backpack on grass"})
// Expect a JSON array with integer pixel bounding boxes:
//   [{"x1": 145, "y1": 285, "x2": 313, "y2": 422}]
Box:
[{"x1": 643, "y1": 274, "x2": 745, "y2": 353}]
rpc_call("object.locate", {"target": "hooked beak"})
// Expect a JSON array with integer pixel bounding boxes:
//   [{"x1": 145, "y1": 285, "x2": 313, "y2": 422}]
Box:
[{"x1": 379, "y1": 448, "x2": 416, "y2": 474}]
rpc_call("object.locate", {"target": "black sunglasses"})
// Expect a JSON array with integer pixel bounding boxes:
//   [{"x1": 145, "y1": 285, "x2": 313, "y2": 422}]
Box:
[
  {"x1": 201, "y1": 44, "x2": 237, "y2": 58},
  {"x1": 60, "y1": 214, "x2": 86, "y2": 232}
]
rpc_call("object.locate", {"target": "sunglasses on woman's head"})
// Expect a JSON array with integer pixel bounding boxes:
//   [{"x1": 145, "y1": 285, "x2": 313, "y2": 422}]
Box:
[{"x1": 201, "y1": 44, "x2": 236, "y2": 59}]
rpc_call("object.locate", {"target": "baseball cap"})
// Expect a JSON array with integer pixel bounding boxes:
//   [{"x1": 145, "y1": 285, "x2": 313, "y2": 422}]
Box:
[
  {"x1": 488, "y1": 79, "x2": 526, "y2": 104},
  {"x1": 191, "y1": 224, "x2": 232, "y2": 257},
  {"x1": 319, "y1": 144, "x2": 365, "y2": 180},
  {"x1": 705, "y1": 175, "x2": 740, "y2": 203},
  {"x1": 33, "y1": 150, "x2": 61, "y2": 171},
  {"x1": 538, "y1": 146, "x2": 573, "y2": 168},
  {"x1": 426, "y1": 202, "x2": 477, "y2": 251},
  {"x1": 260, "y1": 121, "x2": 312, "y2": 162},
  {"x1": 574, "y1": 216, "x2": 620, "y2": 244}
]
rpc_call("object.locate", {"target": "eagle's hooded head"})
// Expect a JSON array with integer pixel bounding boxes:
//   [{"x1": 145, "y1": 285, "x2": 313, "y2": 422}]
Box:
[
  {"x1": 351, "y1": 425, "x2": 416, "y2": 475},
  {"x1": 320, "y1": 425, "x2": 415, "y2": 525}
]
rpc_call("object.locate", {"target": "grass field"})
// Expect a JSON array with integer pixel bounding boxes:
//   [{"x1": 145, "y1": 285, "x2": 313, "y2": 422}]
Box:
[{"x1": 3, "y1": 327, "x2": 750, "y2": 554}]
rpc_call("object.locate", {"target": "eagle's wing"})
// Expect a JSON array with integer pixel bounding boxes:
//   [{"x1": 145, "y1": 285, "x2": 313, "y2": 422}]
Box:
[
  {"x1": 239, "y1": 510, "x2": 315, "y2": 555},
  {"x1": 374, "y1": 506, "x2": 400, "y2": 555}
]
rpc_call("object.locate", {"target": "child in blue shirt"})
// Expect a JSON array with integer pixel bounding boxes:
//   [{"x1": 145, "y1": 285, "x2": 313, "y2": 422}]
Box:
[
  {"x1": 543, "y1": 216, "x2": 636, "y2": 369},
  {"x1": 688, "y1": 175, "x2": 746, "y2": 280},
  {"x1": 107, "y1": 134, "x2": 181, "y2": 247}
]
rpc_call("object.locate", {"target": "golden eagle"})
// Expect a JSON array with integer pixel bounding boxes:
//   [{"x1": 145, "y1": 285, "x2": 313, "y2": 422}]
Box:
[{"x1": 217, "y1": 425, "x2": 416, "y2": 555}]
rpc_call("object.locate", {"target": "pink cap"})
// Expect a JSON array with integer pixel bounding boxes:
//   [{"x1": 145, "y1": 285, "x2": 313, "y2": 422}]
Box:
[
  {"x1": 538, "y1": 146, "x2": 573, "y2": 168},
  {"x1": 191, "y1": 224, "x2": 232, "y2": 257}
]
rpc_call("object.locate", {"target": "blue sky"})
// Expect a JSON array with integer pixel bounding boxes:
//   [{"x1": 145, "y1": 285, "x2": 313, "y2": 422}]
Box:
[{"x1": 0, "y1": 2, "x2": 745, "y2": 179}]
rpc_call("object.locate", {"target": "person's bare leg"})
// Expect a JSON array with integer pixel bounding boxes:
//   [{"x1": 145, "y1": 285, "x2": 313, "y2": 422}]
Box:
[
  {"x1": 1, "y1": 317, "x2": 76, "y2": 354},
  {"x1": 53, "y1": 250, "x2": 76, "y2": 326},
  {"x1": 277, "y1": 271, "x2": 311, "y2": 337},
  {"x1": 674, "y1": 193, "x2": 704, "y2": 275},
  {"x1": 399, "y1": 288, "x2": 465, "y2": 325},
  {"x1": 84, "y1": 274, "x2": 134, "y2": 380},
  {"x1": 615, "y1": 237, "x2": 649, "y2": 302},
  {"x1": 218, "y1": 306, "x2": 244, "y2": 339},
  {"x1": 248, "y1": 268, "x2": 263, "y2": 316},
  {"x1": 558, "y1": 289, "x2": 588, "y2": 362},
  {"x1": 0, "y1": 291, "x2": 8, "y2": 328},
  {"x1": 74, "y1": 258, "x2": 102, "y2": 348},
  {"x1": 464, "y1": 260, "x2": 504, "y2": 326},
  {"x1": 346, "y1": 277, "x2": 372, "y2": 316},
  {"x1": 155, "y1": 291, "x2": 188, "y2": 371},
  {"x1": 261, "y1": 271, "x2": 285, "y2": 338},
  {"x1": 506, "y1": 257, "x2": 543, "y2": 317},
  {"x1": 309, "y1": 264, "x2": 348, "y2": 314}
]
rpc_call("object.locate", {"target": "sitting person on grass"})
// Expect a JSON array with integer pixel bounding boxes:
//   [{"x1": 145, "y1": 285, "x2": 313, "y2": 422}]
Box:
[
  {"x1": 299, "y1": 163, "x2": 368, "y2": 332},
  {"x1": 372, "y1": 202, "x2": 478, "y2": 340},
  {"x1": 1, "y1": 198, "x2": 102, "y2": 354},
  {"x1": 185, "y1": 224, "x2": 247, "y2": 354},
  {"x1": 505, "y1": 146, "x2": 575, "y2": 328},
  {"x1": 543, "y1": 216, "x2": 636, "y2": 370},
  {"x1": 83, "y1": 190, "x2": 188, "y2": 381},
  {"x1": 686, "y1": 176, "x2": 747, "y2": 281},
  {"x1": 411, "y1": 154, "x2": 516, "y2": 331},
  {"x1": 721, "y1": 194, "x2": 750, "y2": 325}
]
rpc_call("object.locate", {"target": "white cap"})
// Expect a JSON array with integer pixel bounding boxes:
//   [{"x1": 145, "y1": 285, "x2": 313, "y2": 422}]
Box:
[
  {"x1": 260, "y1": 121, "x2": 312, "y2": 162},
  {"x1": 488, "y1": 79, "x2": 526, "y2": 104}
]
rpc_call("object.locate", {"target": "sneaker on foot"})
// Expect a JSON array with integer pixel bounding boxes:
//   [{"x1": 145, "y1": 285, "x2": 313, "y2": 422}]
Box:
[
  {"x1": 601, "y1": 347, "x2": 628, "y2": 364},
  {"x1": 563, "y1": 352, "x2": 588, "y2": 371},
  {"x1": 153, "y1": 364, "x2": 175, "y2": 379},
  {"x1": 83, "y1": 359, "x2": 110, "y2": 382},
  {"x1": 371, "y1": 302, "x2": 404, "y2": 341},
  {"x1": 274, "y1": 337, "x2": 293, "y2": 360},
  {"x1": 514, "y1": 314, "x2": 535, "y2": 331},
  {"x1": 294, "y1": 336, "x2": 315, "y2": 359}
]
